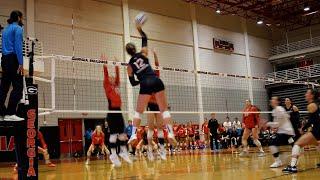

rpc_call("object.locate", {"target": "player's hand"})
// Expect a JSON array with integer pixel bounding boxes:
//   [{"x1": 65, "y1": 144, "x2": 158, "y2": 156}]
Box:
[{"x1": 17, "y1": 65, "x2": 23, "y2": 75}]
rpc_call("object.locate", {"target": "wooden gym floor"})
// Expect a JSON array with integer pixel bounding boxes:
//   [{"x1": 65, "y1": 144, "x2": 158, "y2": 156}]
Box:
[{"x1": 0, "y1": 148, "x2": 320, "y2": 180}]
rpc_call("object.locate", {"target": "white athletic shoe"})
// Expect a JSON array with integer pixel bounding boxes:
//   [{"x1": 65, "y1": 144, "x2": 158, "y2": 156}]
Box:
[
  {"x1": 158, "y1": 149, "x2": 167, "y2": 160},
  {"x1": 257, "y1": 152, "x2": 265, "y2": 157},
  {"x1": 147, "y1": 150, "x2": 154, "y2": 161},
  {"x1": 239, "y1": 151, "x2": 249, "y2": 157},
  {"x1": 110, "y1": 154, "x2": 121, "y2": 167},
  {"x1": 4, "y1": 115, "x2": 24, "y2": 121},
  {"x1": 128, "y1": 134, "x2": 137, "y2": 144},
  {"x1": 270, "y1": 160, "x2": 283, "y2": 168},
  {"x1": 119, "y1": 152, "x2": 132, "y2": 164}
]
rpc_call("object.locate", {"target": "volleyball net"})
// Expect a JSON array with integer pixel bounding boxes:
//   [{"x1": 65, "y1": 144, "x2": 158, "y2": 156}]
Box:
[{"x1": 32, "y1": 54, "x2": 319, "y2": 125}]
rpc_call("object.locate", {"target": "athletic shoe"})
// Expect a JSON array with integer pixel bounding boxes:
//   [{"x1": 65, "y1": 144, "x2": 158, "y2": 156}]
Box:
[
  {"x1": 282, "y1": 165, "x2": 297, "y2": 173},
  {"x1": 110, "y1": 154, "x2": 121, "y2": 167},
  {"x1": 128, "y1": 134, "x2": 137, "y2": 144},
  {"x1": 47, "y1": 162, "x2": 56, "y2": 167},
  {"x1": 158, "y1": 149, "x2": 167, "y2": 160},
  {"x1": 147, "y1": 150, "x2": 154, "y2": 161},
  {"x1": 270, "y1": 160, "x2": 282, "y2": 168},
  {"x1": 4, "y1": 115, "x2": 24, "y2": 121},
  {"x1": 239, "y1": 151, "x2": 249, "y2": 157},
  {"x1": 85, "y1": 159, "x2": 90, "y2": 165},
  {"x1": 119, "y1": 152, "x2": 132, "y2": 164},
  {"x1": 257, "y1": 152, "x2": 265, "y2": 157}
]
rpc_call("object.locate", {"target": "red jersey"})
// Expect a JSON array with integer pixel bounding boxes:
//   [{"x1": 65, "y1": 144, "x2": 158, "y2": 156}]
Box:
[
  {"x1": 243, "y1": 105, "x2": 260, "y2": 129},
  {"x1": 38, "y1": 131, "x2": 47, "y2": 149},
  {"x1": 153, "y1": 129, "x2": 158, "y2": 139},
  {"x1": 202, "y1": 123, "x2": 209, "y2": 134},
  {"x1": 173, "y1": 125, "x2": 179, "y2": 137},
  {"x1": 178, "y1": 127, "x2": 187, "y2": 138},
  {"x1": 91, "y1": 131, "x2": 105, "y2": 145},
  {"x1": 163, "y1": 128, "x2": 168, "y2": 139},
  {"x1": 103, "y1": 66, "x2": 121, "y2": 109},
  {"x1": 149, "y1": 60, "x2": 160, "y2": 104},
  {"x1": 193, "y1": 124, "x2": 199, "y2": 136},
  {"x1": 187, "y1": 127, "x2": 195, "y2": 137}
]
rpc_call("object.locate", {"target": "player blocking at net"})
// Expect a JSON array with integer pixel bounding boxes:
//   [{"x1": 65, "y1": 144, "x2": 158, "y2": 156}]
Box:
[
  {"x1": 126, "y1": 13, "x2": 176, "y2": 146},
  {"x1": 102, "y1": 61, "x2": 132, "y2": 167}
]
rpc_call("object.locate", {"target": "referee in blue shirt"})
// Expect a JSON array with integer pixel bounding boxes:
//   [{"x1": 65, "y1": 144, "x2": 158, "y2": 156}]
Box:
[{"x1": 0, "y1": 10, "x2": 24, "y2": 121}]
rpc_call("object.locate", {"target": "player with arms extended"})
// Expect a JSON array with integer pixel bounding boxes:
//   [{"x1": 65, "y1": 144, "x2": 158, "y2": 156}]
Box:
[{"x1": 126, "y1": 15, "x2": 175, "y2": 147}]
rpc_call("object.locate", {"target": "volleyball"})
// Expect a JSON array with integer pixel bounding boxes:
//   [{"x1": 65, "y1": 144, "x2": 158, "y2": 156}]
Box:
[{"x1": 135, "y1": 12, "x2": 147, "y2": 26}]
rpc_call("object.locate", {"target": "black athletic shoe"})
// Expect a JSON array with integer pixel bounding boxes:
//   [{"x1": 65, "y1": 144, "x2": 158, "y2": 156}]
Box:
[{"x1": 282, "y1": 165, "x2": 297, "y2": 173}]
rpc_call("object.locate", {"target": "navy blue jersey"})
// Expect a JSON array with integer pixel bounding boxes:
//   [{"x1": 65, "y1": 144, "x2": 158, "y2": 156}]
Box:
[
  {"x1": 129, "y1": 53, "x2": 156, "y2": 81},
  {"x1": 308, "y1": 102, "x2": 320, "y2": 125}
]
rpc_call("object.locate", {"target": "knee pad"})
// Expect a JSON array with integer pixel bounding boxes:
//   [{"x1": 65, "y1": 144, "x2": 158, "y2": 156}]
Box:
[
  {"x1": 133, "y1": 111, "x2": 141, "y2": 119},
  {"x1": 109, "y1": 134, "x2": 118, "y2": 143},
  {"x1": 118, "y1": 133, "x2": 127, "y2": 141},
  {"x1": 253, "y1": 139, "x2": 262, "y2": 147},
  {"x1": 162, "y1": 111, "x2": 171, "y2": 119},
  {"x1": 292, "y1": 144, "x2": 300, "y2": 157},
  {"x1": 147, "y1": 130, "x2": 154, "y2": 140},
  {"x1": 269, "y1": 145, "x2": 279, "y2": 155},
  {"x1": 158, "y1": 129, "x2": 164, "y2": 138}
]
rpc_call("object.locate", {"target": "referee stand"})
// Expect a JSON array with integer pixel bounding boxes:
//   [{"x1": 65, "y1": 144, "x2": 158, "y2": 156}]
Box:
[{"x1": 0, "y1": 26, "x2": 39, "y2": 179}]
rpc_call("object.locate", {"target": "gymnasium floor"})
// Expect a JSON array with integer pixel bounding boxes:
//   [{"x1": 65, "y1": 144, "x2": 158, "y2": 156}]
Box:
[{"x1": 0, "y1": 148, "x2": 320, "y2": 180}]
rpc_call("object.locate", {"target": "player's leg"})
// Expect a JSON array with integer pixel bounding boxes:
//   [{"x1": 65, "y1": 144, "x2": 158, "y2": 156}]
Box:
[
  {"x1": 86, "y1": 144, "x2": 95, "y2": 165},
  {"x1": 269, "y1": 134, "x2": 283, "y2": 168},
  {"x1": 129, "y1": 94, "x2": 151, "y2": 144},
  {"x1": 240, "y1": 128, "x2": 250, "y2": 156},
  {"x1": 38, "y1": 147, "x2": 56, "y2": 167},
  {"x1": 147, "y1": 113, "x2": 156, "y2": 161},
  {"x1": 252, "y1": 127, "x2": 265, "y2": 156},
  {"x1": 154, "y1": 90, "x2": 175, "y2": 141},
  {"x1": 283, "y1": 132, "x2": 318, "y2": 173},
  {"x1": 118, "y1": 133, "x2": 132, "y2": 164}
]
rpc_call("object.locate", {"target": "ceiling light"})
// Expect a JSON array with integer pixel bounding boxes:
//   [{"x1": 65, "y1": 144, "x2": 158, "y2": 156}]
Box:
[
  {"x1": 304, "y1": 3, "x2": 310, "y2": 11},
  {"x1": 257, "y1": 18, "x2": 263, "y2": 25},
  {"x1": 216, "y1": 4, "x2": 221, "y2": 14}
]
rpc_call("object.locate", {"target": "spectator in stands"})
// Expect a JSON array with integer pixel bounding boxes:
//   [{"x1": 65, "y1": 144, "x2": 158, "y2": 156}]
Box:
[
  {"x1": 208, "y1": 113, "x2": 219, "y2": 151},
  {"x1": 125, "y1": 120, "x2": 133, "y2": 139},
  {"x1": 229, "y1": 127, "x2": 239, "y2": 148},
  {"x1": 223, "y1": 117, "x2": 232, "y2": 134},
  {"x1": 233, "y1": 117, "x2": 242, "y2": 136},
  {"x1": 220, "y1": 125, "x2": 229, "y2": 149}
]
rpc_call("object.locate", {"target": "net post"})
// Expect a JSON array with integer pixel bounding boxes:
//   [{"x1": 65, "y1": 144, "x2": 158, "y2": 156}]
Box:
[
  {"x1": 241, "y1": 19, "x2": 254, "y2": 104},
  {"x1": 190, "y1": 4, "x2": 204, "y2": 140},
  {"x1": 122, "y1": 0, "x2": 134, "y2": 119},
  {"x1": 51, "y1": 56, "x2": 56, "y2": 110}
]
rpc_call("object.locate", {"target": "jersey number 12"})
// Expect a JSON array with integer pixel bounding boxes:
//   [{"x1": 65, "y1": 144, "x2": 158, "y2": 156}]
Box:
[{"x1": 133, "y1": 59, "x2": 145, "y2": 70}]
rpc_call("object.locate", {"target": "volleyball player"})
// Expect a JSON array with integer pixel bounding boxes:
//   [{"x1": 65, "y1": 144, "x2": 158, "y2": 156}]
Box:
[
  {"x1": 240, "y1": 100, "x2": 265, "y2": 157},
  {"x1": 103, "y1": 64, "x2": 132, "y2": 167},
  {"x1": 145, "y1": 49, "x2": 167, "y2": 161},
  {"x1": 284, "y1": 98, "x2": 301, "y2": 141},
  {"x1": 283, "y1": 89, "x2": 320, "y2": 173},
  {"x1": 267, "y1": 97, "x2": 295, "y2": 168},
  {"x1": 85, "y1": 126, "x2": 110, "y2": 165},
  {"x1": 187, "y1": 122, "x2": 196, "y2": 150},
  {"x1": 126, "y1": 24, "x2": 175, "y2": 145},
  {"x1": 202, "y1": 119, "x2": 210, "y2": 148}
]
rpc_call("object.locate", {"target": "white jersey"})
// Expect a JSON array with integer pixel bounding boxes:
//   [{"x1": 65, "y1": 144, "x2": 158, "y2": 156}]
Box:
[{"x1": 269, "y1": 106, "x2": 295, "y2": 136}]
